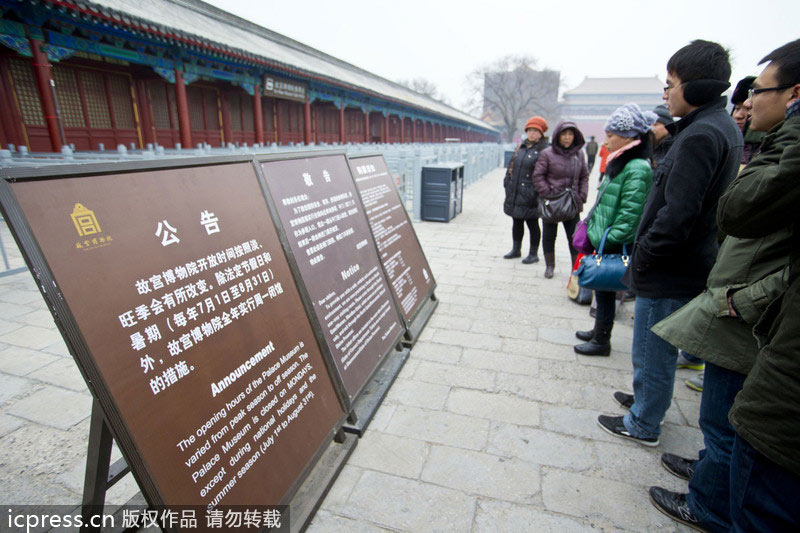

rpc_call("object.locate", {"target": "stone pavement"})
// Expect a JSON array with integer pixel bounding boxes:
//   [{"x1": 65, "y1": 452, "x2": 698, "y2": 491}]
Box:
[{"x1": 0, "y1": 165, "x2": 703, "y2": 531}]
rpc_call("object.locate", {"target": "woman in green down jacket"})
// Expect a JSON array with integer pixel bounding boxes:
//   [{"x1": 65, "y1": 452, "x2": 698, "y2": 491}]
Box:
[{"x1": 574, "y1": 104, "x2": 655, "y2": 356}]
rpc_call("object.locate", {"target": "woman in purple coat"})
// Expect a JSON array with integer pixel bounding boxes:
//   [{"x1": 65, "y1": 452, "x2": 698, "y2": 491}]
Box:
[{"x1": 532, "y1": 121, "x2": 590, "y2": 278}]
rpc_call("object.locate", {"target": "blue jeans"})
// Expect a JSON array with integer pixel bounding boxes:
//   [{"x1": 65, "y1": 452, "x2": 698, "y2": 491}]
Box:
[
  {"x1": 730, "y1": 433, "x2": 800, "y2": 532},
  {"x1": 686, "y1": 362, "x2": 746, "y2": 532},
  {"x1": 623, "y1": 296, "x2": 689, "y2": 439}
]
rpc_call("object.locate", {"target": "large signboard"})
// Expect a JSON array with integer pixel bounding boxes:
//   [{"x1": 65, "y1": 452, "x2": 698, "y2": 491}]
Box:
[
  {"x1": 263, "y1": 75, "x2": 307, "y2": 103},
  {"x1": 258, "y1": 153, "x2": 404, "y2": 402},
  {"x1": 1, "y1": 161, "x2": 344, "y2": 509},
  {"x1": 349, "y1": 155, "x2": 436, "y2": 323}
]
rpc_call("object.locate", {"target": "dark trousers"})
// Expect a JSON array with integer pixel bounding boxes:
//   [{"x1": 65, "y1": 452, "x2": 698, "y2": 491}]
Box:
[
  {"x1": 587, "y1": 154, "x2": 596, "y2": 173},
  {"x1": 594, "y1": 290, "x2": 616, "y2": 329},
  {"x1": 730, "y1": 433, "x2": 800, "y2": 532},
  {"x1": 686, "y1": 362, "x2": 746, "y2": 532},
  {"x1": 511, "y1": 217, "x2": 540, "y2": 252},
  {"x1": 541, "y1": 216, "x2": 578, "y2": 255}
]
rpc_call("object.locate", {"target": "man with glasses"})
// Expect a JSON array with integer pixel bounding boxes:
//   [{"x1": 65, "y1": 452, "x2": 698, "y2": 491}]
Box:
[
  {"x1": 647, "y1": 39, "x2": 800, "y2": 531},
  {"x1": 715, "y1": 38, "x2": 800, "y2": 531},
  {"x1": 599, "y1": 40, "x2": 742, "y2": 450}
]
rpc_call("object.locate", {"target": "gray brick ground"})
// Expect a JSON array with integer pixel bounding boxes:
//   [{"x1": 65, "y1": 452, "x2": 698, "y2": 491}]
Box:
[
  {"x1": 420, "y1": 445, "x2": 540, "y2": 504},
  {"x1": 0, "y1": 166, "x2": 703, "y2": 531},
  {"x1": 473, "y1": 499, "x2": 598, "y2": 532},
  {"x1": 342, "y1": 470, "x2": 476, "y2": 531},
  {"x1": 6, "y1": 387, "x2": 92, "y2": 430}
]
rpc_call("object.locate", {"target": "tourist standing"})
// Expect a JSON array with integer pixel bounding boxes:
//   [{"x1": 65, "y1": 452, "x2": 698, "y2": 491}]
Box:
[
  {"x1": 502, "y1": 116, "x2": 549, "y2": 264},
  {"x1": 532, "y1": 121, "x2": 589, "y2": 278},
  {"x1": 573, "y1": 104, "x2": 654, "y2": 356}
]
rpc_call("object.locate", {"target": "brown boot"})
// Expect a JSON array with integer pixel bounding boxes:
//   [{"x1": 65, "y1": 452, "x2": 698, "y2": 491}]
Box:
[{"x1": 544, "y1": 252, "x2": 555, "y2": 279}]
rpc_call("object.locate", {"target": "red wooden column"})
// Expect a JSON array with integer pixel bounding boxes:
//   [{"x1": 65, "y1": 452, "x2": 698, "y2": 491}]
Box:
[
  {"x1": 220, "y1": 93, "x2": 232, "y2": 145},
  {"x1": 253, "y1": 84, "x2": 264, "y2": 145},
  {"x1": 364, "y1": 110, "x2": 370, "y2": 143},
  {"x1": 303, "y1": 96, "x2": 312, "y2": 145},
  {"x1": 174, "y1": 68, "x2": 192, "y2": 148},
  {"x1": 30, "y1": 39, "x2": 62, "y2": 151},
  {"x1": 275, "y1": 100, "x2": 282, "y2": 144},
  {"x1": 134, "y1": 79, "x2": 156, "y2": 146},
  {"x1": 383, "y1": 114, "x2": 389, "y2": 143},
  {"x1": 400, "y1": 116, "x2": 405, "y2": 144},
  {"x1": 339, "y1": 103, "x2": 345, "y2": 144}
]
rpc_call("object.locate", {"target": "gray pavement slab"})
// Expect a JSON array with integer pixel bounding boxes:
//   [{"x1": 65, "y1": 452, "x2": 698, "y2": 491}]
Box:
[
  {"x1": 0, "y1": 166, "x2": 703, "y2": 531},
  {"x1": 6, "y1": 387, "x2": 92, "y2": 430}
]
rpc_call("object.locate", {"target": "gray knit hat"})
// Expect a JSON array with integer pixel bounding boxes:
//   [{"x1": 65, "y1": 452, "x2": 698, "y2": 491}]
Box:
[
  {"x1": 604, "y1": 103, "x2": 658, "y2": 137},
  {"x1": 653, "y1": 104, "x2": 674, "y2": 125}
]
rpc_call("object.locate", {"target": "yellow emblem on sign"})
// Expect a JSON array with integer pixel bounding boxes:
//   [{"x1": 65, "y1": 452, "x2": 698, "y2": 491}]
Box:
[{"x1": 71, "y1": 203, "x2": 101, "y2": 236}]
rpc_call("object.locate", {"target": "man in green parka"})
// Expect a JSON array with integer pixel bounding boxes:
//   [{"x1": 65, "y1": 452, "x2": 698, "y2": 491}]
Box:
[{"x1": 647, "y1": 39, "x2": 800, "y2": 532}]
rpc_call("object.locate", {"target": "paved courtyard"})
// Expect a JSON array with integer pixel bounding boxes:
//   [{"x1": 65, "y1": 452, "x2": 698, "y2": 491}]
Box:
[{"x1": 0, "y1": 165, "x2": 703, "y2": 531}]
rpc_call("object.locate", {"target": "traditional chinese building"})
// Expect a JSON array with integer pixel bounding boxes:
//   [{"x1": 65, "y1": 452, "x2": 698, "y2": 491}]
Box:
[
  {"x1": 0, "y1": 0, "x2": 498, "y2": 153},
  {"x1": 560, "y1": 76, "x2": 664, "y2": 142}
]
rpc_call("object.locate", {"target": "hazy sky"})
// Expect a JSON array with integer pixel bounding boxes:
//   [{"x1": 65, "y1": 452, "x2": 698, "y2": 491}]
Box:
[{"x1": 205, "y1": 0, "x2": 798, "y2": 113}]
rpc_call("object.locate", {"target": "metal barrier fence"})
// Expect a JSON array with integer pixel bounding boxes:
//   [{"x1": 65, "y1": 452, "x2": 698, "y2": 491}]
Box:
[{"x1": 0, "y1": 141, "x2": 511, "y2": 276}]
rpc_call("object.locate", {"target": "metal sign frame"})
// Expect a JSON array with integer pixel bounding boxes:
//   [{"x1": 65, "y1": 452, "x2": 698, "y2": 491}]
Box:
[
  {"x1": 348, "y1": 153, "x2": 438, "y2": 345},
  {"x1": 0, "y1": 155, "x2": 352, "y2": 526},
  {"x1": 252, "y1": 150, "x2": 408, "y2": 426}
]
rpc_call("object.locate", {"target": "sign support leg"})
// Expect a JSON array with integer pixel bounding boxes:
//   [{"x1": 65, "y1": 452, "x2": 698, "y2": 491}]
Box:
[{"x1": 80, "y1": 398, "x2": 132, "y2": 532}]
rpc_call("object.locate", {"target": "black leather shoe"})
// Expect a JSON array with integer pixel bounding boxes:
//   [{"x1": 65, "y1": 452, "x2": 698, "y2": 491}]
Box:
[
  {"x1": 661, "y1": 453, "x2": 695, "y2": 481},
  {"x1": 521, "y1": 254, "x2": 539, "y2": 264},
  {"x1": 649, "y1": 487, "x2": 707, "y2": 532},
  {"x1": 575, "y1": 329, "x2": 594, "y2": 341},
  {"x1": 574, "y1": 339, "x2": 610, "y2": 356}
]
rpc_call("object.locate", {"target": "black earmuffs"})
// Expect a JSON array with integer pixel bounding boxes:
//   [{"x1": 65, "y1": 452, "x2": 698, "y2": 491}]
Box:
[{"x1": 682, "y1": 79, "x2": 731, "y2": 106}]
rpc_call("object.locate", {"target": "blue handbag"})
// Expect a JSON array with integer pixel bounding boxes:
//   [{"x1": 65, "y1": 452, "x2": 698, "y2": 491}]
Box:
[{"x1": 575, "y1": 227, "x2": 630, "y2": 292}]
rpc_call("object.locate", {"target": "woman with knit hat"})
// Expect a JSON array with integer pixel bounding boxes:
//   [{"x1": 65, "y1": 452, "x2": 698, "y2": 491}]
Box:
[
  {"x1": 532, "y1": 121, "x2": 590, "y2": 277},
  {"x1": 574, "y1": 103, "x2": 655, "y2": 355},
  {"x1": 502, "y1": 116, "x2": 549, "y2": 263}
]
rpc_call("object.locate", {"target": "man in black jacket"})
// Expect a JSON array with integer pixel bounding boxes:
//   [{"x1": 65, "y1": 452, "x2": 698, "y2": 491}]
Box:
[{"x1": 598, "y1": 40, "x2": 743, "y2": 446}]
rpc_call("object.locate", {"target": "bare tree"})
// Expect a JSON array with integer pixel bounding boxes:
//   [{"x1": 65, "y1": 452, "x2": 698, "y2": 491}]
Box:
[
  {"x1": 397, "y1": 78, "x2": 451, "y2": 105},
  {"x1": 466, "y1": 55, "x2": 561, "y2": 142}
]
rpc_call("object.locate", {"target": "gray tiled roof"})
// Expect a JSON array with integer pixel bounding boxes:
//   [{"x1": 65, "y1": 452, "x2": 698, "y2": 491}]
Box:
[
  {"x1": 564, "y1": 76, "x2": 665, "y2": 95},
  {"x1": 89, "y1": 0, "x2": 494, "y2": 131}
]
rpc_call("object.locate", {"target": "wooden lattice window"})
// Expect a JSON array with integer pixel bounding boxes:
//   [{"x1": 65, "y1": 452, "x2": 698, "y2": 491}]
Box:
[
  {"x1": 148, "y1": 80, "x2": 173, "y2": 130},
  {"x1": 204, "y1": 89, "x2": 218, "y2": 130},
  {"x1": 229, "y1": 93, "x2": 242, "y2": 130},
  {"x1": 280, "y1": 101, "x2": 302, "y2": 132},
  {"x1": 108, "y1": 74, "x2": 134, "y2": 129},
  {"x1": 241, "y1": 95, "x2": 253, "y2": 131},
  {"x1": 187, "y1": 87, "x2": 204, "y2": 130},
  {"x1": 52, "y1": 66, "x2": 85, "y2": 128},
  {"x1": 262, "y1": 98, "x2": 275, "y2": 132},
  {"x1": 8, "y1": 59, "x2": 44, "y2": 126},
  {"x1": 79, "y1": 70, "x2": 111, "y2": 128}
]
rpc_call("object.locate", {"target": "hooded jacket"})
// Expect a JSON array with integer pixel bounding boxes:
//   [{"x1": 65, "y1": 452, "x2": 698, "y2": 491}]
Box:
[
  {"x1": 622, "y1": 97, "x2": 743, "y2": 298},
  {"x1": 532, "y1": 121, "x2": 589, "y2": 207}
]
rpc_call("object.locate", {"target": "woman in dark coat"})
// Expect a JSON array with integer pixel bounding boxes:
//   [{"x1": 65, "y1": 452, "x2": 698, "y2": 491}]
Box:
[
  {"x1": 532, "y1": 121, "x2": 589, "y2": 278},
  {"x1": 502, "y1": 116, "x2": 549, "y2": 264}
]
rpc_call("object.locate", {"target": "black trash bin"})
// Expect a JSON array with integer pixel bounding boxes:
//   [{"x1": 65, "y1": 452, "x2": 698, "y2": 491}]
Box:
[
  {"x1": 455, "y1": 165, "x2": 464, "y2": 214},
  {"x1": 421, "y1": 163, "x2": 463, "y2": 222}
]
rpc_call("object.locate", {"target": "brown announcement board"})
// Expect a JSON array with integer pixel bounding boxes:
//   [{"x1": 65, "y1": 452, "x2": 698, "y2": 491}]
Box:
[
  {"x1": 258, "y1": 154, "x2": 404, "y2": 401},
  {"x1": 4, "y1": 161, "x2": 344, "y2": 508},
  {"x1": 348, "y1": 155, "x2": 436, "y2": 323}
]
